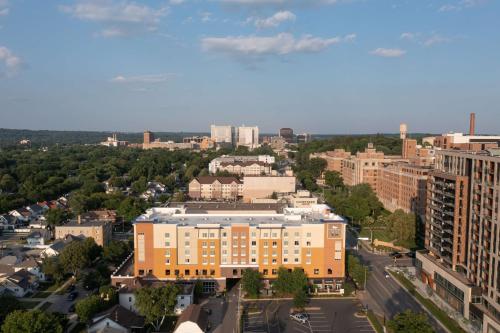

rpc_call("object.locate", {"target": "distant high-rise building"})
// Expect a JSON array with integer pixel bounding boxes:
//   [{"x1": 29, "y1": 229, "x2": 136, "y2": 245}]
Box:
[
  {"x1": 210, "y1": 125, "x2": 235, "y2": 146},
  {"x1": 237, "y1": 126, "x2": 259, "y2": 149},
  {"x1": 143, "y1": 131, "x2": 154, "y2": 145},
  {"x1": 297, "y1": 133, "x2": 311, "y2": 144},
  {"x1": 400, "y1": 123, "x2": 408, "y2": 140},
  {"x1": 402, "y1": 139, "x2": 417, "y2": 159},
  {"x1": 279, "y1": 128, "x2": 294, "y2": 143}
]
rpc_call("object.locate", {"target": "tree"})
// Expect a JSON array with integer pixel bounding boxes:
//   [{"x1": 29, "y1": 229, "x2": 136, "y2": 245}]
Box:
[
  {"x1": 103, "y1": 240, "x2": 130, "y2": 265},
  {"x1": 293, "y1": 289, "x2": 308, "y2": 310},
  {"x1": 59, "y1": 238, "x2": 101, "y2": 277},
  {"x1": 273, "y1": 267, "x2": 293, "y2": 296},
  {"x1": 0, "y1": 174, "x2": 17, "y2": 193},
  {"x1": 308, "y1": 158, "x2": 327, "y2": 178},
  {"x1": 324, "y1": 171, "x2": 344, "y2": 190},
  {"x1": 0, "y1": 295, "x2": 21, "y2": 326},
  {"x1": 75, "y1": 295, "x2": 103, "y2": 323},
  {"x1": 44, "y1": 208, "x2": 71, "y2": 230},
  {"x1": 387, "y1": 310, "x2": 434, "y2": 333},
  {"x1": 134, "y1": 285, "x2": 179, "y2": 331},
  {"x1": 346, "y1": 253, "x2": 369, "y2": 289},
  {"x1": 386, "y1": 210, "x2": 417, "y2": 247},
  {"x1": 117, "y1": 197, "x2": 147, "y2": 222},
  {"x1": 241, "y1": 269, "x2": 263, "y2": 298},
  {"x1": 1, "y1": 310, "x2": 63, "y2": 333},
  {"x1": 41, "y1": 257, "x2": 65, "y2": 283},
  {"x1": 131, "y1": 177, "x2": 147, "y2": 194}
]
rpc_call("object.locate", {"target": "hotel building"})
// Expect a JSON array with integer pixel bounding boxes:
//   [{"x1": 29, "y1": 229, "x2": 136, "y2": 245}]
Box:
[
  {"x1": 133, "y1": 204, "x2": 346, "y2": 293},
  {"x1": 417, "y1": 149, "x2": 500, "y2": 333}
]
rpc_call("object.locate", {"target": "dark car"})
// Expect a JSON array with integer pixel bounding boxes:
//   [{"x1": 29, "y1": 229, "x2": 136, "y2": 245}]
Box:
[
  {"x1": 67, "y1": 291, "x2": 78, "y2": 301},
  {"x1": 406, "y1": 252, "x2": 416, "y2": 258},
  {"x1": 390, "y1": 252, "x2": 402, "y2": 258}
]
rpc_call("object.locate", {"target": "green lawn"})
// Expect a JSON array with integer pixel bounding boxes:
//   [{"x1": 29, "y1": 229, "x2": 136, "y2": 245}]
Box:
[
  {"x1": 389, "y1": 271, "x2": 467, "y2": 333},
  {"x1": 19, "y1": 300, "x2": 40, "y2": 309},
  {"x1": 32, "y1": 291, "x2": 52, "y2": 298},
  {"x1": 367, "y1": 310, "x2": 384, "y2": 333},
  {"x1": 359, "y1": 228, "x2": 393, "y2": 242}
]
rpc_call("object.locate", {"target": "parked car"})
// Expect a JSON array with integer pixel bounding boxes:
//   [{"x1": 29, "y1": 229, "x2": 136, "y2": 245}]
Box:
[
  {"x1": 405, "y1": 252, "x2": 416, "y2": 258},
  {"x1": 390, "y1": 252, "x2": 402, "y2": 258},
  {"x1": 67, "y1": 291, "x2": 78, "y2": 301},
  {"x1": 384, "y1": 272, "x2": 390, "y2": 278},
  {"x1": 290, "y1": 313, "x2": 308, "y2": 324}
]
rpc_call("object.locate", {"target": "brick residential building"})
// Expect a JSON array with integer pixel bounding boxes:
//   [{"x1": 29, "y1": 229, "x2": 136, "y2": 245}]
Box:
[
  {"x1": 55, "y1": 215, "x2": 112, "y2": 246},
  {"x1": 188, "y1": 177, "x2": 243, "y2": 201}
]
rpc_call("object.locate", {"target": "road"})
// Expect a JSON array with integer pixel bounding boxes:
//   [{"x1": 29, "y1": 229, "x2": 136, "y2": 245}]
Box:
[
  {"x1": 356, "y1": 247, "x2": 447, "y2": 333},
  {"x1": 214, "y1": 282, "x2": 240, "y2": 333}
]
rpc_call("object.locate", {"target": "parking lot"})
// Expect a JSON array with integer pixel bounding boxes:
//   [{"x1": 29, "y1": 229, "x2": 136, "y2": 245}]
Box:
[{"x1": 242, "y1": 299, "x2": 375, "y2": 333}]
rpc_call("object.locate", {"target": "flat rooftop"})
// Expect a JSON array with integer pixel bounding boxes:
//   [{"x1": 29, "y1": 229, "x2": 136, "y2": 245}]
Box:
[{"x1": 168, "y1": 202, "x2": 286, "y2": 213}]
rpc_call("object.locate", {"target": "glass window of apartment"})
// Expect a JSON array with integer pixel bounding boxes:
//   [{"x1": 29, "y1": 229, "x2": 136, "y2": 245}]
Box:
[
  {"x1": 272, "y1": 259, "x2": 277, "y2": 264},
  {"x1": 283, "y1": 232, "x2": 288, "y2": 238},
  {"x1": 202, "y1": 233, "x2": 208, "y2": 238},
  {"x1": 164, "y1": 233, "x2": 170, "y2": 238},
  {"x1": 272, "y1": 241, "x2": 277, "y2": 247},
  {"x1": 185, "y1": 232, "x2": 190, "y2": 237},
  {"x1": 306, "y1": 258, "x2": 311, "y2": 264},
  {"x1": 263, "y1": 259, "x2": 268, "y2": 264},
  {"x1": 284, "y1": 241, "x2": 289, "y2": 246},
  {"x1": 272, "y1": 250, "x2": 277, "y2": 257},
  {"x1": 251, "y1": 249, "x2": 256, "y2": 255},
  {"x1": 294, "y1": 258, "x2": 299, "y2": 263},
  {"x1": 314, "y1": 269, "x2": 319, "y2": 275},
  {"x1": 294, "y1": 232, "x2": 300, "y2": 237},
  {"x1": 233, "y1": 252, "x2": 238, "y2": 257},
  {"x1": 210, "y1": 241, "x2": 215, "y2": 247},
  {"x1": 210, "y1": 233, "x2": 215, "y2": 238},
  {"x1": 264, "y1": 249, "x2": 269, "y2": 256},
  {"x1": 165, "y1": 249, "x2": 171, "y2": 257},
  {"x1": 272, "y1": 233, "x2": 277, "y2": 238},
  {"x1": 241, "y1": 232, "x2": 246, "y2": 238},
  {"x1": 294, "y1": 249, "x2": 299, "y2": 255},
  {"x1": 306, "y1": 232, "x2": 311, "y2": 238},
  {"x1": 202, "y1": 241, "x2": 207, "y2": 247},
  {"x1": 165, "y1": 258, "x2": 170, "y2": 264},
  {"x1": 185, "y1": 249, "x2": 190, "y2": 255},
  {"x1": 185, "y1": 269, "x2": 190, "y2": 276},
  {"x1": 210, "y1": 258, "x2": 215, "y2": 264},
  {"x1": 222, "y1": 232, "x2": 227, "y2": 237},
  {"x1": 222, "y1": 249, "x2": 227, "y2": 255},
  {"x1": 264, "y1": 233, "x2": 269, "y2": 238},
  {"x1": 294, "y1": 241, "x2": 300, "y2": 246},
  {"x1": 264, "y1": 241, "x2": 268, "y2": 247},
  {"x1": 165, "y1": 241, "x2": 170, "y2": 247},
  {"x1": 233, "y1": 232, "x2": 238, "y2": 238},
  {"x1": 251, "y1": 258, "x2": 256, "y2": 263},
  {"x1": 203, "y1": 258, "x2": 208, "y2": 264},
  {"x1": 284, "y1": 249, "x2": 288, "y2": 255},
  {"x1": 306, "y1": 249, "x2": 312, "y2": 256},
  {"x1": 222, "y1": 241, "x2": 227, "y2": 247},
  {"x1": 263, "y1": 269, "x2": 268, "y2": 275},
  {"x1": 284, "y1": 258, "x2": 288, "y2": 263},
  {"x1": 251, "y1": 241, "x2": 256, "y2": 246},
  {"x1": 306, "y1": 241, "x2": 311, "y2": 247},
  {"x1": 272, "y1": 269, "x2": 277, "y2": 275},
  {"x1": 185, "y1": 258, "x2": 190, "y2": 263},
  {"x1": 185, "y1": 241, "x2": 190, "y2": 246},
  {"x1": 165, "y1": 269, "x2": 171, "y2": 275},
  {"x1": 202, "y1": 249, "x2": 207, "y2": 256},
  {"x1": 222, "y1": 257, "x2": 227, "y2": 264},
  {"x1": 210, "y1": 249, "x2": 215, "y2": 256}
]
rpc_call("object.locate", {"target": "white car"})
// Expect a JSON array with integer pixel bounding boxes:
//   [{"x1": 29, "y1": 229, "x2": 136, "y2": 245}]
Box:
[{"x1": 290, "y1": 313, "x2": 308, "y2": 324}]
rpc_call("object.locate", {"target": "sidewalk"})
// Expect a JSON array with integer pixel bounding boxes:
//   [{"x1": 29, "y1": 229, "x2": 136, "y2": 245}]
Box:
[{"x1": 34, "y1": 277, "x2": 74, "y2": 310}]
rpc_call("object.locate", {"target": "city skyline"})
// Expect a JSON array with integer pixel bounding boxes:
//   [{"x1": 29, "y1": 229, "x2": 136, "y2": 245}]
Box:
[{"x1": 0, "y1": 0, "x2": 499, "y2": 133}]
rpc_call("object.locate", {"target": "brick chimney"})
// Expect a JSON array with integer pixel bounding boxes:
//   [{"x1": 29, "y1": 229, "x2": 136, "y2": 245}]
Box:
[{"x1": 469, "y1": 113, "x2": 476, "y2": 136}]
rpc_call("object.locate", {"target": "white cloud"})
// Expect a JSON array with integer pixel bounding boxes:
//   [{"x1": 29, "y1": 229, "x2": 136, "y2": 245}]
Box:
[
  {"x1": 201, "y1": 33, "x2": 354, "y2": 58},
  {"x1": 400, "y1": 32, "x2": 417, "y2": 40},
  {"x1": 252, "y1": 10, "x2": 296, "y2": 29},
  {"x1": 370, "y1": 48, "x2": 406, "y2": 58},
  {"x1": 0, "y1": 0, "x2": 8, "y2": 16},
  {"x1": 0, "y1": 46, "x2": 21, "y2": 77},
  {"x1": 423, "y1": 34, "x2": 451, "y2": 47},
  {"x1": 110, "y1": 74, "x2": 175, "y2": 83},
  {"x1": 200, "y1": 11, "x2": 214, "y2": 22},
  {"x1": 60, "y1": 0, "x2": 169, "y2": 37},
  {"x1": 439, "y1": 0, "x2": 486, "y2": 12},
  {"x1": 170, "y1": 0, "x2": 185, "y2": 4},
  {"x1": 439, "y1": 4, "x2": 460, "y2": 11}
]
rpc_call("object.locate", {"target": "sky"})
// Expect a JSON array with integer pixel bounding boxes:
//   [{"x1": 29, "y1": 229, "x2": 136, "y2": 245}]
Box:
[{"x1": 0, "y1": 0, "x2": 499, "y2": 134}]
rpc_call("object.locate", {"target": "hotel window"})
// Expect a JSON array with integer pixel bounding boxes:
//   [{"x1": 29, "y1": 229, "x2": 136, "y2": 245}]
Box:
[
  {"x1": 210, "y1": 233, "x2": 215, "y2": 238},
  {"x1": 284, "y1": 249, "x2": 288, "y2": 255},
  {"x1": 263, "y1": 259, "x2": 268, "y2": 264},
  {"x1": 203, "y1": 258, "x2": 208, "y2": 264},
  {"x1": 202, "y1": 249, "x2": 207, "y2": 256},
  {"x1": 165, "y1": 241, "x2": 170, "y2": 247},
  {"x1": 137, "y1": 233, "x2": 145, "y2": 262},
  {"x1": 314, "y1": 269, "x2": 319, "y2": 275},
  {"x1": 263, "y1": 241, "x2": 268, "y2": 248},
  {"x1": 272, "y1": 250, "x2": 277, "y2": 257},
  {"x1": 222, "y1": 249, "x2": 227, "y2": 255},
  {"x1": 202, "y1": 241, "x2": 207, "y2": 247},
  {"x1": 272, "y1": 259, "x2": 277, "y2": 264},
  {"x1": 165, "y1": 249, "x2": 171, "y2": 257},
  {"x1": 306, "y1": 249, "x2": 312, "y2": 256},
  {"x1": 185, "y1": 241, "x2": 190, "y2": 246},
  {"x1": 283, "y1": 258, "x2": 288, "y2": 263},
  {"x1": 164, "y1": 233, "x2": 170, "y2": 238},
  {"x1": 306, "y1": 241, "x2": 311, "y2": 247},
  {"x1": 306, "y1": 232, "x2": 311, "y2": 238},
  {"x1": 283, "y1": 232, "x2": 288, "y2": 238},
  {"x1": 185, "y1": 232, "x2": 190, "y2": 238},
  {"x1": 284, "y1": 241, "x2": 288, "y2": 246},
  {"x1": 241, "y1": 251, "x2": 246, "y2": 256},
  {"x1": 272, "y1": 241, "x2": 277, "y2": 247},
  {"x1": 251, "y1": 240, "x2": 257, "y2": 246},
  {"x1": 233, "y1": 232, "x2": 238, "y2": 238},
  {"x1": 294, "y1": 232, "x2": 300, "y2": 237},
  {"x1": 251, "y1": 258, "x2": 256, "y2": 263},
  {"x1": 294, "y1": 241, "x2": 300, "y2": 246},
  {"x1": 222, "y1": 232, "x2": 227, "y2": 237},
  {"x1": 241, "y1": 232, "x2": 246, "y2": 238},
  {"x1": 294, "y1": 258, "x2": 299, "y2": 263},
  {"x1": 165, "y1": 258, "x2": 170, "y2": 264},
  {"x1": 272, "y1": 233, "x2": 277, "y2": 238},
  {"x1": 222, "y1": 257, "x2": 227, "y2": 264},
  {"x1": 306, "y1": 258, "x2": 311, "y2": 264},
  {"x1": 202, "y1": 233, "x2": 208, "y2": 238},
  {"x1": 185, "y1": 258, "x2": 190, "y2": 263},
  {"x1": 210, "y1": 250, "x2": 215, "y2": 256},
  {"x1": 210, "y1": 241, "x2": 215, "y2": 247},
  {"x1": 251, "y1": 232, "x2": 256, "y2": 238},
  {"x1": 272, "y1": 269, "x2": 277, "y2": 275},
  {"x1": 165, "y1": 269, "x2": 170, "y2": 275},
  {"x1": 210, "y1": 258, "x2": 215, "y2": 264},
  {"x1": 185, "y1": 249, "x2": 190, "y2": 256},
  {"x1": 294, "y1": 249, "x2": 299, "y2": 255}
]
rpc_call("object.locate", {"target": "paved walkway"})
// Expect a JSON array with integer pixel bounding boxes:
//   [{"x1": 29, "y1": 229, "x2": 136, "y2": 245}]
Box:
[{"x1": 34, "y1": 278, "x2": 74, "y2": 310}]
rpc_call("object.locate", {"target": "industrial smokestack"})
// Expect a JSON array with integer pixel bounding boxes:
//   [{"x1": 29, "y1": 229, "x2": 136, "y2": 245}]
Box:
[{"x1": 469, "y1": 113, "x2": 476, "y2": 136}]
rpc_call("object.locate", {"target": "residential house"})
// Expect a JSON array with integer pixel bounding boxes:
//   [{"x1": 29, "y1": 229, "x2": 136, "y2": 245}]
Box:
[
  {"x1": 0, "y1": 214, "x2": 18, "y2": 231},
  {"x1": 173, "y1": 304, "x2": 208, "y2": 333},
  {"x1": 141, "y1": 182, "x2": 168, "y2": 201},
  {"x1": 0, "y1": 270, "x2": 38, "y2": 297},
  {"x1": 26, "y1": 230, "x2": 50, "y2": 247},
  {"x1": 40, "y1": 235, "x2": 83, "y2": 258},
  {"x1": 88, "y1": 305, "x2": 145, "y2": 333},
  {"x1": 14, "y1": 258, "x2": 45, "y2": 281},
  {"x1": 9, "y1": 208, "x2": 32, "y2": 224}
]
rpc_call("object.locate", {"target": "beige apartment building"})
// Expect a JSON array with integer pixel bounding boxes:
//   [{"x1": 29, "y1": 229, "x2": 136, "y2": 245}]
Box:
[
  {"x1": 133, "y1": 204, "x2": 346, "y2": 293},
  {"x1": 55, "y1": 216, "x2": 112, "y2": 246},
  {"x1": 310, "y1": 149, "x2": 351, "y2": 173},
  {"x1": 217, "y1": 161, "x2": 271, "y2": 176},
  {"x1": 188, "y1": 177, "x2": 243, "y2": 201},
  {"x1": 377, "y1": 162, "x2": 431, "y2": 220}
]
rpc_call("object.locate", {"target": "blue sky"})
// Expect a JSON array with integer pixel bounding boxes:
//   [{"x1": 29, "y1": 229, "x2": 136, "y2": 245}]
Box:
[{"x1": 0, "y1": 0, "x2": 499, "y2": 134}]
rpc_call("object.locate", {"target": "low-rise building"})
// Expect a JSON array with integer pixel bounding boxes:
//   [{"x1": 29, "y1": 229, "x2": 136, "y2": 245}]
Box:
[
  {"x1": 209, "y1": 155, "x2": 275, "y2": 174},
  {"x1": 55, "y1": 216, "x2": 112, "y2": 246},
  {"x1": 242, "y1": 176, "x2": 296, "y2": 202},
  {"x1": 217, "y1": 161, "x2": 272, "y2": 176},
  {"x1": 88, "y1": 305, "x2": 145, "y2": 333},
  {"x1": 133, "y1": 204, "x2": 346, "y2": 294},
  {"x1": 26, "y1": 231, "x2": 50, "y2": 247},
  {"x1": 188, "y1": 177, "x2": 243, "y2": 201},
  {"x1": 174, "y1": 304, "x2": 208, "y2": 333}
]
